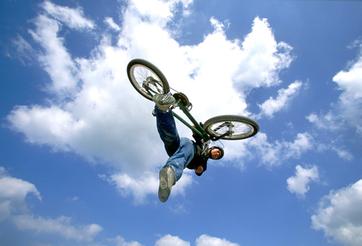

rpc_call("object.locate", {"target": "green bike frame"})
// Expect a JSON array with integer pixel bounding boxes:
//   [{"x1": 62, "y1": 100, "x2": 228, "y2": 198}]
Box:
[{"x1": 171, "y1": 101, "x2": 210, "y2": 141}]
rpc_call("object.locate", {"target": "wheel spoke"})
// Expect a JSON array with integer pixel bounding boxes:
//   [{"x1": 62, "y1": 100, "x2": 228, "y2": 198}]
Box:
[
  {"x1": 127, "y1": 59, "x2": 170, "y2": 101},
  {"x1": 131, "y1": 65, "x2": 164, "y2": 97},
  {"x1": 208, "y1": 120, "x2": 254, "y2": 139},
  {"x1": 213, "y1": 122, "x2": 229, "y2": 132}
]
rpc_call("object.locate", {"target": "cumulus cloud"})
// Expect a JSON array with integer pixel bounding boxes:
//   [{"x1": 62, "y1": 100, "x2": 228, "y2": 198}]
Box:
[
  {"x1": 311, "y1": 179, "x2": 362, "y2": 246},
  {"x1": 305, "y1": 47, "x2": 361, "y2": 164},
  {"x1": 155, "y1": 234, "x2": 239, "y2": 246},
  {"x1": 287, "y1": 165, "x2": 319, "y2": 197},
  {"x1": 29, "y1": 14, "x2": 78, "y2": 94},
  {"x1": 333, "y1": 54, "x2": 362, "y2": 100},
  {"x1": 42, "y1": 1, "x2": 95, "y2": 30},
  {"x1": 331, "y1": 146, "x2": 353, "y2": 161},
  {"x1": 127, "y1": 0, "x2": 192, "y2": 26},
  {"x1": 0, "y1": 167, "x2": 109, "y2": 242},
  {"x1": 258, "y1": 80, "x2": 302, "y2": 118},
  {"x1": 109, "y1": 170, "x2": 193, "y2": 204},
  {"x1": 318, "y1": 142, "x2": 354, "y2": 161},
  {"x1": 306, "y1": 112, "x2": 340, "y2": 131},
  {"x1": 308, "y1": 46, "x2": 362, "y2": 135},
  {"x1": 8, "y1": 0, "x2": 294, "y2": 201},
  {"x1": 196, "y1": 234, "x2": 239, "y2": 246},
  {"x1": 8, "y1": 105, "x2": 85, "y2": 150},
  {"x1": 13, "y1": 215, "x2": 102, "y2": 242},
  {"x1": 0, "y1": 169, "x2": 240, "y2": 246},
  {"x1": 10, "y1": 35, "x2": 36, "y2": 65},
  {"x1": 27, "y1": 0, "x2": 93, "y2": 94},
  {"x1": 287, "y1": 133, "x2": 313, "y2": 157},
  {"x1": 155, "y1": 234, "x2": 190, "y2": 246},
  {"x1": 0, "y1": 167, "x2": 41, "y2": 221},
  {"x1": 233, "y1": 18, "x2": 293, "y2": 90},
  {"x1": 249, "y1": 132, "x2": 313, "y2": 167},
  {"x1": 108, "y1": 235, "x2": 143, "y2": 246},
  {"x1": 104, "y1": 17, "x2": 121, "y2": 31},
  {"x1": 333, "y1": 52, "x2": 362, "y2": 135}
]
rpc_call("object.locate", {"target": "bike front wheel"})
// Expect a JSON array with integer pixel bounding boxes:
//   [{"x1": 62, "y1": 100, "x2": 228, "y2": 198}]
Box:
[
  {"x1": 127, "y1": 59, "x2": 170, "y2": 100},
  {"x1": 203, "y1": 115, "x2": 259, "y2": 140}
]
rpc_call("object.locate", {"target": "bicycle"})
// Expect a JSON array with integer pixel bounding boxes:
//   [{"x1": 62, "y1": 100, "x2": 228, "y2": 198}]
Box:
[{"x1": 127, "y1": 59, "x2": 259, "y2": 144}]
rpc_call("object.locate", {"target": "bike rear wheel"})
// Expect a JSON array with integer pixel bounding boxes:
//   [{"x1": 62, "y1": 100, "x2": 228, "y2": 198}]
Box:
[
  {"x1": 127, "y1": 59, "x2": 170, "y2": 100},
  {"x1": 203, "y1": 115, "x2": 259, "y2": 140}
]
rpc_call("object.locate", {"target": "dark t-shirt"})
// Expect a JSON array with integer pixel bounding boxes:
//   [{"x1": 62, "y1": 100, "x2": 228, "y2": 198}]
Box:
[{"x1": 186, "y1": 133, "x2": 209, "y2": 176}]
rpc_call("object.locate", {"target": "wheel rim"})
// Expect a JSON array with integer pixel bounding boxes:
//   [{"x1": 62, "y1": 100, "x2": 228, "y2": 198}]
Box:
[
  {"x1": 207, "y1": 121, "x2": 255, "y2": 139},
  {"x1": 129, "y1": 64, "x2": 165, "y2": 98}
]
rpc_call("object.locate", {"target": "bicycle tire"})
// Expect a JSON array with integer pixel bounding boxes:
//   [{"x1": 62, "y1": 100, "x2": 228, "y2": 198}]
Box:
[
  {"x1": 127, "y1": 59, "x2": 170, "y2": 100},
  {"x1": 203, "y1": 115, "x2": 259, "y2": 140}
]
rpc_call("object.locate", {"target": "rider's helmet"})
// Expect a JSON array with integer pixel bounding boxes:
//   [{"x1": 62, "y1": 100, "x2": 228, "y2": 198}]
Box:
[{"x1": 208, "y1": 146, "x2": 224, "y2": 160}]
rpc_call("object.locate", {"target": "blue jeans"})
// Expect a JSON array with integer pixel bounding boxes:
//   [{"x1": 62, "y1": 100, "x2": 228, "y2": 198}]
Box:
[{"x1": 155, "y1": 107, "x2": 195, "y2": 181}]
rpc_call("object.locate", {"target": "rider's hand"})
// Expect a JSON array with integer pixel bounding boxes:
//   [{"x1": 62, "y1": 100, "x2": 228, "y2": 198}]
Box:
[{"x1": 195, "y1": 165, "x2": 204, "y2": 175}]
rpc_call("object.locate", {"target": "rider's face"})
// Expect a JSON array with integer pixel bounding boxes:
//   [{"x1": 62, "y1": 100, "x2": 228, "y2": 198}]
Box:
[{"x1": 210, "y1": 148, "x2": 221, "y2": 160}]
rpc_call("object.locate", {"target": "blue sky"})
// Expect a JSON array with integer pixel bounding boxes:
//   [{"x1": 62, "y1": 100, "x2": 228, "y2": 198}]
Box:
[{"x1": 1, "y1": 0, "x2": 362, "y2": 245}]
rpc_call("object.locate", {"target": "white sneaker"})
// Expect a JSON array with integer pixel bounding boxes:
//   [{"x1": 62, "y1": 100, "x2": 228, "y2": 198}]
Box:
[
  {"x1": 158, "y1": 166, "x2": 176, "y2": 202},
  {"x1": 153, "y1": 93, "x2": 176, "y2": 112}
]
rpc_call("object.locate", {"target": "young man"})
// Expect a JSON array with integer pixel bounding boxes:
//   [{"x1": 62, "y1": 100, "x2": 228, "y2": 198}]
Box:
[{"x1": 153, "y1": 93, "x2": 224, "y2": 202}]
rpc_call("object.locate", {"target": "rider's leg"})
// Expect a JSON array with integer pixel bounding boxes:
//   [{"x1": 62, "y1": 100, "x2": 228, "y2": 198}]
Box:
[
  {"x1": 155, "y1": 106, "x2": 180, "y2": 157},
  {"x1": 164, "y1": 138, "x2": 195, "y2": 181},
  {"x1": 158, "y1": 137, "x2": 195, "y2": 202},
  {"x1": 155, "y1": 104, "x2": 195, "y2": 202}
]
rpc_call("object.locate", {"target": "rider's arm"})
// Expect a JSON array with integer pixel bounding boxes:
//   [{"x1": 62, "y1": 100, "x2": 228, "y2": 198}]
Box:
[
  {"x1": 195, "y1": 165, "x2": 204, "y2": 175},
  {"x1": 192, "y1": 132, "x2": 203, "y2": 146},
  {"x1": 195, "y1": 158, "x2": 208, "y2": 176}
]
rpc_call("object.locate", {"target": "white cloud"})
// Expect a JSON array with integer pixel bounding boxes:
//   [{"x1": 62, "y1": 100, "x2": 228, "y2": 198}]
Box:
[
  {"x1": 155, "y1": 234, "x2": 190, "y2": 246},
  {"x1": 109, "y1": 170, "x2": 193, "y2": 204},
  {"x1": 287, "y1": 165, "x2": 319, "y2": 197},
  {"x1": 8, "y1": 1, "x2": 294, "y2": 202},
  {"x1": 258, "y1": 80, "x2": 302, "y2": 118},
  {"x1": 27, "y1": 1, "x2": 92, "y2": 93},
  {"x1": 109, "y1": 235, "x2": 143, "y2": 246},
  {"x1": 29, "y1": 14, "x2": 78, "y2": 94},
  {"x1": 128, "y1": 0, "x2": 192, "y2": 26},
  {"x1": 109, "y1": 172, "x2": 158, "y2": 204},
  {"x1": 305, "y1": 48, "x2": 361, "y2": 164},
  {"x1": 333, "y1": 54, "x2": 362, "y2": 100},
  {"x1": 13, "y1": 215, "x2": 102, "y2": 242},
  {"x1": 311, "y1": 179, "x2": 362, "y2": 246},
  {"x1": 331, "y1": 146, "x2": 353, "y2": 161},
  {"x1": 249, "y1": 133, "x2": 280, "y2": 165},
  {"x1": 233, "y1": 17, "x2": 293, "y2": 89},
  {"x1": 217, "y1": 140, "x2": 249, "y2": 169},
  {"x1": 11, "y1": 35, "x2": 35, "y2": 65},
  {"x1": 250, "y1": 132, "x2": 313, "y2": 167},
  {"x1": 0, "y1": 170, "x2": 238, "y2": 246},
  {"x1": 333, "y1": 53, "x2": 362, "y2": 135},
  {"x1": 8, "y1": 105, "x2": 85, "y2": 149},
  {"x1": 42, "y1": 1, "x2": 94, "y2": 30},
  {"x1": 104, "y1": 17, "x2": 121, "y2": 31},
  {"x1": 0, "y1": 167, "x2": 109, "y2": 245},
  {"x1": 154, "y1": 234, "x2": 239, "y2": 246},
  {"x1": 0, "y1": 167, "x2": 41, "y2": 221},
  {"x1": 314, "y1": 143, "x2": 354, "y2": 161},
  {"x1": 306, "y1": 112, "x2": 340, "y2": 131},
  {"x1": 309, "y1": 47, "x2": 362, "y2": 135},
  {"x1": 196, "y1": 234, "x2": 239, "y2": 246},
  {"x1": 287, "y1": 132, "x2": 313, "y2": 158}
]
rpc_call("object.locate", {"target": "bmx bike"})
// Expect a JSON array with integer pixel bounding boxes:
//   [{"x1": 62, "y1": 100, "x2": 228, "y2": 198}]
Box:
[{"x1": 127, "y1": 59, "x2": 259, "y2": 143}]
